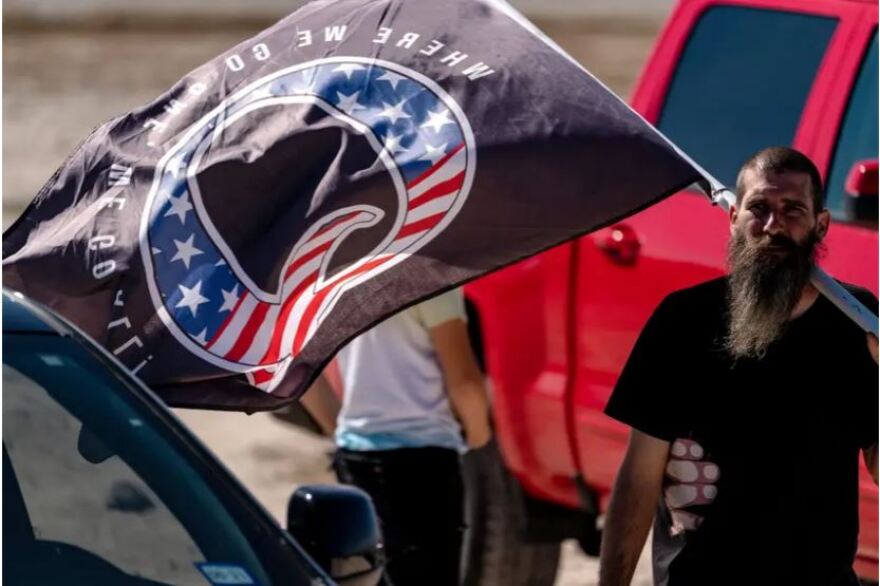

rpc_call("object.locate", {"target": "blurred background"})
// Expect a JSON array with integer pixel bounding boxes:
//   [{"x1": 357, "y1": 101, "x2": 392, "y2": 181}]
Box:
[{"x1": 3, "y1": 1, "x2": 671, "y2": 583}]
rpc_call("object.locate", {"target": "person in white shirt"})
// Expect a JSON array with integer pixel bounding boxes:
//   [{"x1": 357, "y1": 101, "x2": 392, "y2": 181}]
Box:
[{"x1": 301, "y1": 288, "x2": 492, "y2": 586}]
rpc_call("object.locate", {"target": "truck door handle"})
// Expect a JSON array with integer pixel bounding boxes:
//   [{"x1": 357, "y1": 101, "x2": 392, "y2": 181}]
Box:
[{"x1": 597, "y1": 224, "x2": 641, "y2": 265}]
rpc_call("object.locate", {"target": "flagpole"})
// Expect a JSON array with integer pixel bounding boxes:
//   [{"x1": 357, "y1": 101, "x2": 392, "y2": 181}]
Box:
[{"x1": 711, "y1": 188, "x2": 879, "y2": 337}]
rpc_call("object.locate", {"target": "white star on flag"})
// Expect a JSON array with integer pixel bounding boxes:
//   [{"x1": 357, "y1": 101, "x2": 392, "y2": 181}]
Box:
[
  {"x1": 382, "y1": 130, "x2": 406, "y2": 155},
  {"x1": 333, "y1": 63, "x2": 363, "y2": 79},
  {"x1": 192, "y1": 328, "x2": 209, "y2": 345},
  {"x1": 219, "y1": 285, "x2": 240, "y2": 313},
  {"x1": 419, "y1": 142, "x2": 448, "y2": 165},
  {"x1": 335, "y1": 91, "x2": 366, "y2": 115},
  {"x1": 170, "y1": 234, "x2": 204, "y2": 269},
  {"x1": 164, "y1": 192, "x2": 193, "y2": 224},
  {"x1": 176, "y1": 281, "x2": 209, "y2": 317},
  {"x1": 215, "y1": 259, "x2": 227, "y2": 267},
  {"x1": 422, "y1": 108, "x2": 454, "y2": 133},
  {"x1": 376, "y1": 71, "x2": 407, "y2": 90},
  {"x1": 377, "y1": 100, "x2": 411, "y2": 124}
]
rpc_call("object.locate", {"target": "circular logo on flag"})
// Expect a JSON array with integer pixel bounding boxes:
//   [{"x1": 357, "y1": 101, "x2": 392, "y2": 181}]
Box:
[{"x1": 140, "y1": 57, "x2": 476, "y2": 390}]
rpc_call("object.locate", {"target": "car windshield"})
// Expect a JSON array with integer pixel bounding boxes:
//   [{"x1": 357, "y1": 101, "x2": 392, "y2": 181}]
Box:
[{"x1": 3, "y1": 333, "x2": 323, "y2": 586}]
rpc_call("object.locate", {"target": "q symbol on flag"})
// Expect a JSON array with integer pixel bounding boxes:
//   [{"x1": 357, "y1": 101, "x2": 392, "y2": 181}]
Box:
[{"x1": 140, "y1": 57, "x2": 476, "y2": 391}]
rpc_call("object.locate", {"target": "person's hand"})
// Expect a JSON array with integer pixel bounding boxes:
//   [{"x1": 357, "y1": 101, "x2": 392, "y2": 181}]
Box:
[
  {"x1": 465, "y1": 421, "x2": 492, "y2": 450},
  {"x1": 664, "y1": 439, "x2": 719, "y2": 535},
  {"x1": 867, "y1": 334, "x2": 878, "y2": 364}
]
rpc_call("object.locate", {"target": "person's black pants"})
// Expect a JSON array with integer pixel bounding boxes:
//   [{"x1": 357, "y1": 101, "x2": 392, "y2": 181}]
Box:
[{"x1": 333, "y1": 447, "x2": 465, "y2": 586}]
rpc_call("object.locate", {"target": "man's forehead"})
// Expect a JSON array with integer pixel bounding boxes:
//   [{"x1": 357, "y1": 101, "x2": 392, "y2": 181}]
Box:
[{"x1": 741, "y1": 168, "x2": 811, "y2": 198}]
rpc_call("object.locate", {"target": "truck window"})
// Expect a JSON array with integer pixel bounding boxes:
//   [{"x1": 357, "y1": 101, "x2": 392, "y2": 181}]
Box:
[
  {"x1": 657, "y1": 7, "x2": 837, "y2": 188},
  {"x1": 824, "y1": 31, "x2": 878, "y2": 221}
]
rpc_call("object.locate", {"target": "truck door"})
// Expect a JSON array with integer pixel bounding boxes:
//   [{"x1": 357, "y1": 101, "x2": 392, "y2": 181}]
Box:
[{"x1": 568, "y1": 0, "x2": 866, "y2": 506}]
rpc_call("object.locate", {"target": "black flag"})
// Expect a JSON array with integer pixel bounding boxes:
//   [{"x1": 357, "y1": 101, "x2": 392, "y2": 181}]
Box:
[{"x1": 3, "y1": 0, "x2": 709, "y2": 410}]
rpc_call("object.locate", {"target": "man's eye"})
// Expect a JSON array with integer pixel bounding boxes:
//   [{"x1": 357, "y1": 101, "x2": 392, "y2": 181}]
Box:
[
  {"x1": 785, "y1": 206, "x2": 805, "y2": 216},
  {"x1": 749, "y1": 204, "x2": 767, "y2": 213}
]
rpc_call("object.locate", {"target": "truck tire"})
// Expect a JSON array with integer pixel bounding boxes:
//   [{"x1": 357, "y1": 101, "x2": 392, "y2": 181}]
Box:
[{"x1": 460, "y1": 440, "x2": 561, "y2": 586}]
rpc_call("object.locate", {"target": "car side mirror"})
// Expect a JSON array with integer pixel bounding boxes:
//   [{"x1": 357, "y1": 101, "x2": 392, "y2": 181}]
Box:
[
  {"x1": 287, "y1": 484, "x2": 384, "y2": 586},
  {"x1": 845, "y1": 159, "x2": 878, "y2": 228}
]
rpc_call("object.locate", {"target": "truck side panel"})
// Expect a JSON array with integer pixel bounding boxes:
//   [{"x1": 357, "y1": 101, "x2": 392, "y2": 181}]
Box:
[{"x1": 465, "y1": 243, "x2": 581, "y2": 506}]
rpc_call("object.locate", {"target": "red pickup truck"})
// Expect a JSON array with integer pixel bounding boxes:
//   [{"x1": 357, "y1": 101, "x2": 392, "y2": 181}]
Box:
[{"x1": 463, "y1": 0, "x2": 879, "y2": 583}]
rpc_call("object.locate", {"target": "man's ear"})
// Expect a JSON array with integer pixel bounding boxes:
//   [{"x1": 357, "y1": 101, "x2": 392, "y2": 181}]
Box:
[
  {"x1": 816, "y1": 208, "x2": 831, "y2": 240},
  {"x1": 729, "y1": 204, "x2": 738, "y2": 235}
]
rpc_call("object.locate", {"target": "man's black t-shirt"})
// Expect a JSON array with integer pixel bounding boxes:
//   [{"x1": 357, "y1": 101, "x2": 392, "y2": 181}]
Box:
[{"x1": 605, "y1": 277, "x2": 878, "y2": 586}]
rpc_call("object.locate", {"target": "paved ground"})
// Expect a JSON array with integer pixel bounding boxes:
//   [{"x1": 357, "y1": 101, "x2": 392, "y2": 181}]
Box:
[{"x1": 4, "y1": 15, "x2": 660, "y2": 584}]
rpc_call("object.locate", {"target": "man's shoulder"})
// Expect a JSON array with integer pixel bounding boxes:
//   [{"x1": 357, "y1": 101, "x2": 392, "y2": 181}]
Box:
[{"x1": 658, "y1": 277, "x2": 727, "y2": 314}]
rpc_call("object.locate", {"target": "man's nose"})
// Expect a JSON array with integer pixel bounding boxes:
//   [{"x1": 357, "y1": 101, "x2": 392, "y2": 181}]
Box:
[{"x1": 762, "y1": 211, "x2": 785, "y2": 235}]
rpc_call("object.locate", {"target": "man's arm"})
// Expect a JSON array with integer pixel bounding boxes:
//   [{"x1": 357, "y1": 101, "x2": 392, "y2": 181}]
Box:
[
  {"x1": 429, "y1": 318, "x2": 492, "y2": 449},
  {"x1": 599, "y1": 430, "x2": 670, "y2": 586},
  {"x1": 298, "y1": 374, "x2": 341, "y2": 436}
]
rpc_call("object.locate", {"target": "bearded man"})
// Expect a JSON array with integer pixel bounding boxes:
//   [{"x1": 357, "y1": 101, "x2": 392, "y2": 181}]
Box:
[{"x1": 597, "y1": 147, "x2": 878, "y2": 586}]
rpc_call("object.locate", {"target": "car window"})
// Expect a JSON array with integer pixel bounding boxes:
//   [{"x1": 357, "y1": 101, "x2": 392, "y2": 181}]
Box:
[
  {"x1": 824, "y1": 30, "x2": 878, "y2": 221},
  {"x1": 3, "y1": 334, "x2": 314, "y2": 586},
  {"x1": 4, "y1": 366, "x2": 210, "y2": 585},
  {"x1": 657, "y1": 6, "x2": 837, "y2": 188}
]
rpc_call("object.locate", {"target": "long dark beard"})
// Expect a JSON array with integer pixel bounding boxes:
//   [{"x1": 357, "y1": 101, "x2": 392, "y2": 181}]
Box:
[{"x1": 725, "y1": 229, "x2": 820, "y2": 360}]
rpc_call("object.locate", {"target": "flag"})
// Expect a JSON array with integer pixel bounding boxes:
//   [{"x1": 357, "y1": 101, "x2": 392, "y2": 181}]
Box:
[{"x1": 3, "y1": 0, "x2": 709, "y2": 410}]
